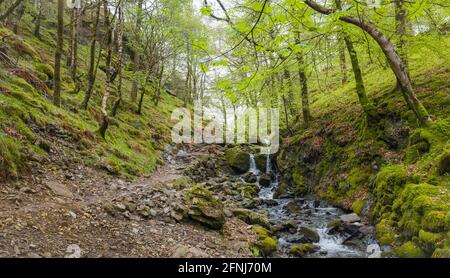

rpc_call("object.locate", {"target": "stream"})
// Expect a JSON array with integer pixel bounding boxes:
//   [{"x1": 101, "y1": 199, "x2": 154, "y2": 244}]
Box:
[{"x1": 247, "y1": 154, "x2": 377, "y2": 258}]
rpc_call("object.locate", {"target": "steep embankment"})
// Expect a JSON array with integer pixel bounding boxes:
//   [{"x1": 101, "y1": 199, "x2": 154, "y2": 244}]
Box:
[
  {"x1": 0, "y1": 21, "x2": 181, "y2": 181},
  {"x1": 276, "y1": 37, "x2": 450, "y2": 257}
]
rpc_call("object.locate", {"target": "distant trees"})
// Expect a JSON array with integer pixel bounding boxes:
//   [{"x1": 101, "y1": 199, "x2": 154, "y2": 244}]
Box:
[{"x1": 53, "y1": 0, "x2": 64, "y2": 107}]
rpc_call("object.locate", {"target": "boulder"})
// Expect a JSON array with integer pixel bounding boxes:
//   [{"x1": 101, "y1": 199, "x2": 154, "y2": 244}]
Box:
[
  {"x1": 231, "y1": 208, "x2": 270, "y2": 229},
  {"x1": 254, "y1": 154, "x2": 269, "y2": 172},
  {"x1": 327, "y1": 219, "x2": 344, "y2": 234},
  {"x1": 288, "y1": 243, "x2": 319, "y2": 257},
  {"x1": 273, "y1": 182, "x2": 292, "y2": 199},
  {"x1": 259, "y1": 173, "x2": 271, "y2": 187},
  {"x1": 253, "y1": 225, "x2": 278, "y2": 256},
  {"x1": 298, "y1": 226, "x2": 320, "y2": 243},
  {"x1": 184, "y1": 185, "x2": 225, "y2": 229},
  {"x1": 340, "y1": 213, "x2": 361, "y2": 224},
  {"x1": 284, "y1": 200, "x2": 303, "y2": 215},
  {"x1": 224, "y1": 147, "x2": 250, "y2": 173}
]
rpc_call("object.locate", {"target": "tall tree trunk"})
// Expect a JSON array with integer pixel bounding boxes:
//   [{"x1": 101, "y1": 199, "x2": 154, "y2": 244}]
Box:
[
  {"x1": 34, "y1": 0, "x2": 43, "y2": 38},
  {"x1": 13, "y1": 2, "x2": 25, "y2": 34},
  {"x1": 68, "y1": 5, "x2": 80, "y2": 80},
  {"x1": 112, "y1": 6, "x2": 124, "y2": 118},
  {"x1": 53, "y1": 0, "x2": 64, "y2": 107},
  {"x1": 294, "y1": 31, "x2": 311, "y2": 126},
  {"x1": 81, "y1": 1, "x2": 101, "y2": 110},
  {"x1": 395, "y1": 0, "x2": 410, "y2": 89},
  {"x1": 338, "y1": 36, "x2": 348, "y2": 84},
  {"x1": 343, "y1": 35, "x2": 378, "y2": 122},
  {"x1": 305, "y1": 0, "x2": 430, "y2": 125},
  {"x1": 137, "y1": 70, "x2": 151, "y2": 115},
  {"x1": 0, "y1": 0, "x2": 23, "y2": 21},
  {"x1": 131, "y1": 0, "x2": 144, "y2": 103},
  {"x1": 283, "y1": 68, "x2": 296, "y2": 116},
  {"x1": 99, "y1": 0, "x2": 113, "y2": 138}
]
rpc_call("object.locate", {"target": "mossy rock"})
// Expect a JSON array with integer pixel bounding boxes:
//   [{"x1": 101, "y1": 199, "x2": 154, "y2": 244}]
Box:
[
  {"x1": 288, "y1": 243, "x2": 318, "y2": 257},
  {"x1": 35, "y1": 63, "x2": 54, "y2": 79},
  {"x1": 351, "y1": 199, "x2": 365, "y2": 216},
  {"x1": 0, "y1": 135, "x2": 23, "y2": 179},
  {"x1": 375, "y1": 218, "x2": 396, "y2": 246},
  {"x1": 437, "y1": 150, "x2": 450, "y2": 175},
  {"x1": 393, "y1": 241, "x2": 426, "y2": 258},
  {"x1": 254, "y1": 154, "x2": 268, "y2": 172},
  {"x1": 232, "y1": 208, "x2": 270, "y2": 229},
  {"x1": 173, "y1": 176, "x2": 192, "y2": 190},
  {"x1": 292, "y1": 167, "x2": 307, "y2": 196},
  {"x1": 184, "y1": 185, "x2": 225, "y2": 230},
  {"x1": 418, "y1": 229, "x2": 444, "y2": 255},
  {"x1": 431, "y1": 247, "x2": 450, "y2": 258},
  {"x1": 235, "y1": 182, "x2": 260, "y2": 198},
  {"x1": 253, "y1": 225, "x2": 277, "y2": 256},
  {"x1": 422, "y1": 211, "x2": 447, "y2": 233},
  {"x1": 224, "y1": 146, "x2": 250, "y2": 173}
]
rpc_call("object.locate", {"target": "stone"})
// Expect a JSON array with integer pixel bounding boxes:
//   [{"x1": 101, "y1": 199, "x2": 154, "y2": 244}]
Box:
[
  {"x1": 367, "y1": 244, "x2": 382, "y2": 258},
  {"x1": 64, "y1": 244, "x2": 81, "y2": 258},
  {"x1": 46, "y1": 181, "x2": 73, "y2": 198},
  {"x1": 171, "y1": 244, "x2": 208, "y2": 258},
  {"x1": 243, "y1": 173, "x2": 257, "y2": 183},
  {"x1": 231, "y1": 208, "x2": 270, "y2": 229},
  {"x1": 259, "y1": 174, "x2": 271, "y2": 187},
  {"x1": 185, "y1": 185, "x2": 225, "y2": 229},
  {"x1": 288, "y1": 243, "x2": 319, "y2": 257},
  {"x1": 340, "y1": 213, "x2": 360, "y2": 223},
  {"x1": 253, "y1": 225, "x2": 277, "y2": 256},
  {"x1": 298, "y1": 226, "x2": 320, "y2": 243},
  {"x1": 224, "y1": 147, "x2": 250, "y2": 173},
  {"x1": 273, "y1": 182, "x2": 292, "y2": 199},
  {"x1": 327, "y1": 219, "x2": 344, "y2": 234},
  {"x1": 284, "y1": 200, "x2": 303, "y2": 214}
]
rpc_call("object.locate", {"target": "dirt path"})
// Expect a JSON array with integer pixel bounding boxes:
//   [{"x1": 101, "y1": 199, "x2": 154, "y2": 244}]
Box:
[{"x1": 0, "y1": 144, "x2": 255, "y2": 258}]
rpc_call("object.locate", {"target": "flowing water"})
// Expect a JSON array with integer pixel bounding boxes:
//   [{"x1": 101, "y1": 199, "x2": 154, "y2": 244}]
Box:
[{"x1": 248, "y1": 155, "x2": 374, "y2": 258}]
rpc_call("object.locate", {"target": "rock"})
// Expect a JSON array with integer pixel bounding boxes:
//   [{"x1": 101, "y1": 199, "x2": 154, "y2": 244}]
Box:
[
  {"x1": 259, "y1": 174, "x2": 271, "y2": 187},
  {"x1": 231, "y1": 208, "x2": 270, "y2": 229},
  {"x1": 149, "y1": 209, "x2": 157, "y2": 217},
  {"x1": 288, "y1": 243, "x2": 319, "y2": 257},
  {"x1": 184, "y1": 185, "x2": 225, "y2": 229},
  {"x1": 438, "y1": 151, "x2": 450, "y2": 175},
  {"x1": 170, "y1": 211, "x2": 184, "y2": 222},
  {"x1": 235, "y1": 182, "x2": 260, "y2": 198},
  {"x1": 340, "y1": 213, "x2": 360, "y2": 223},
  {"x1": 46, "y1": 181, "x2": 73, "y2": 198},
  {"x1": 114, "y1": 202, "x2": 127, "y2": 212},
  {"x1": 273, "y1": 221, "x2": 298, "y2": 234},
  {"x1": 64, "y1": 244, "x2": 81, "y2": 258},
  {"x1": 273, "y1": 182, "x2": 292, "y2": 199},
  {"x1": 367, "y1": 244, "x2": 382, "y2": 258},
  {"x1": 103, "y1": 203, "x2": 116, "y2": 216},
  {"x1": 284, "y1": 201, "x2": 303, "y2": 215},
  {"x1": 171, "y1": 244, "x2": 208, "y2": 258},
  {"x1": 298, "y1": 226, "x2": 320, "y2": 243},
  {"x1": 253, "y1": 225, "x2": 278, "y2": 256},
  {"x1": 224, "y1": 147, "x2": 250, "y2": 173},
  {"x1": 243, "y1": 172, "x2": 257, "y2": 183},
  {"x1": 327, "y1": 219, "x2": 344, "y2": 234}
]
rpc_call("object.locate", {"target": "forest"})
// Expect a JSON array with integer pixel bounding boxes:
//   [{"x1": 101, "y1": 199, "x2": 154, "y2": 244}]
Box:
[{"x1": 0, "y1": 0, "x2": 448, "y2": 259}]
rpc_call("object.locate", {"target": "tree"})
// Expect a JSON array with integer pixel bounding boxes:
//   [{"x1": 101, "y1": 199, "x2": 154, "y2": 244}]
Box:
[
  {"x1": 53, "y1": 0, "x2": 64, "y2": 107},
  {"x1": 0, "y1": 0, "x2": 24, "y2": 22}
]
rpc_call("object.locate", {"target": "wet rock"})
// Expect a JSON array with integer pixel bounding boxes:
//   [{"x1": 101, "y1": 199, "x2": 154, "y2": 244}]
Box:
[
  {"x1": 273, "y1": 182, "x2": 292, "y2": 199},
  {"x1": 284, "y1": 200, "x2": 303, "y2": 215},
  {"x1": 288, "y1": 243, "x2": 319, "y2": 257},
  {"x1": 253, "y1": 225, "x2": 277, "y2": 256},
  {"x1": 367, "y1": 244, "x2": 382, "y2": 258},
  {"x1": 184, "y1": 185, "x2": 225, "y2": 229},
  {"x1": 243, "y1": 172, "x2": 257, "y2": 183},
  {"x1": 235, "y1": 182, "x2": 260, "y2": 198},
  {"x1": 340, "y1": 213, "x2": 360, "y2": 224},
  {"x1": 254, "y1": 154, "x2": 269, "y2": 172},
  {"x1": 273, "y1": 221, "x2": 298, "y2": 234},
  {"x1": 261, "y1": 199, "x2": 278, "y2": 207},
  {"x1": 298, "y1": 226, "x2": 320, "y2": 243},
  {"x1": 327, "y1": 219, "x2": 344, "y2": 234},
  {"x1": 231, "y1": 208, "x2": 270, "y2": 229},
  {"x1": 259, "y1": 174, "x2": 271, "y2": 187},
  {"x1": 224, "y1": 147, "x2": 250, "y2": 173}
]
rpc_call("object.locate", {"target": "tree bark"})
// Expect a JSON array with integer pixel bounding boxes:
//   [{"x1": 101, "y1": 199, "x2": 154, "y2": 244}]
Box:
[
  {"x1": 294, "y1": 31, "x2": 311, "y2": 127},
  {"x1": 81, "y1": 1, "x2": 101, "y2": 110},
  {"x1": 34, "y1": 0, "x2": 43, "y2": 38},
  {"x1": 112, "y1": 6, "x2": 124, "y2": 118},
  {"x1": 53, "y1": 0, "x2": 64, "y2": 107},
  {"x1": 0, "y1": 0, "x2": 23, "y2": 21},
  {"x1": 305, "y1": 0, "x2": 430, "y2": 125},
  {"x1": 131, "y1": 0, "x2": 144, "y2": 103}
]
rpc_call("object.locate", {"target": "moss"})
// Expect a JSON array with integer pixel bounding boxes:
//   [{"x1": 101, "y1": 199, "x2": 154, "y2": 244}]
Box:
[
  {"x1": 35, "y1": 63, "x2": 54, "y2": 79},
  {"x1": 437, "y1": 150, "x2": 450, "y2": 176},
  {"x1": 288, "y1": 243, "x2": 318, "y2": 257},
  {"x1": 376, "y1": 218, "x2": 396, "y2": 245},
  {"x1": 185, "y1": 185, "x2": 225, "y2": 230},
  {"x1": 393, "y1": 241, "x2": 426, "y2": 258},
  {"x1": 352, "y1": 199, "x2": 365, "y2": 216},
  {"x1": 292, "y1": 167, "x2": 307, "y2": 196},
  {"x1": 173, "y1": 176, "x2": 192, "y2": 190},
  {"x1": 432, "y1": 247, "x2": 450, "y2": 258},
  {"x1": 224, "y1": 146, "x2": 250, "y2": 173},
  {"x1": 423, "y1": 211, "x2": 447, "y2": 232},
  {"x1": 0, "y1": 135, "x2": 23, "y2": 179},
  {"x1": 253, "y1": 225, "x2": 277, "y2": 256},
  {"x1": 418, "y1": 229, "x2": 444, "y2": 255}
]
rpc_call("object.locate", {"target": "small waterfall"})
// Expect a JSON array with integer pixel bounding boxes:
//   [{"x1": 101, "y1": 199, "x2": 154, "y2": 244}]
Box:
[
  {"x1": 249, "y1": 154, "x2": 260, "y2": 175},
  {"x1": 265, "y1": 154, "x2": 271, "y2": 174}
]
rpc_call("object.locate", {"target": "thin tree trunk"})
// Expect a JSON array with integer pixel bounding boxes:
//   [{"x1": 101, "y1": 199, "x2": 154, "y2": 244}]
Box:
[
  {"x1": 0, "y1": 0, "x2": 23, "y2": 21},
  {"x1": 99, "y1": 0, "x2": 113, "y2": 138},
  {"x1": 53, "y1": 0, "x2": 64, "y2": 107},
  {"x1": 69, "y1": 6, "x2": 80, "y2": 79},
  {"x1": 294, "y1": 31, "x2": 311, "y2": 126},
  {"x1": 305, "y1": 0, "x2": 430, "y2": 125},
  {"x1": 131, "y1": 0, "x2": 144, "y2": 103},
  {"x1": 112, "y1": 6, "x2": 123, "y2": 117},
  {"x1": 13, "y1": 2, "x2": 25, "y2": 34},
  {"x1": 34, "y1": 0, "x2": 43, "y2": 38},
  {"x1": 338, "y1": 36, "x2": 348, "y2": 84},
  {"x1": 81, "y1": 1, "x2": 101, "y2": 110}
]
